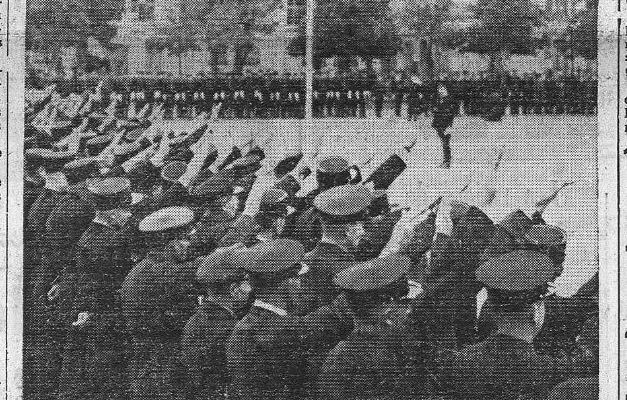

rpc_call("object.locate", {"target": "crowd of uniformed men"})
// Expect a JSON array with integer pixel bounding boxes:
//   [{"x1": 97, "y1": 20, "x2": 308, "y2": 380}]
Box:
[
  {"x1": 23, "y1": 80, "x2": 598, "y2": 400},
  {"x1": 27, "y1": 69, "x2": 597, "y2": 121}
]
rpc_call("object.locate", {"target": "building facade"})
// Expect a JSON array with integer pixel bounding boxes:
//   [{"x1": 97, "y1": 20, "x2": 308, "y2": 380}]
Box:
[
  {"x1": 108, "y1": 0, "x2": 594, "y2": 78},
  {"x1": 111, "y1": 0, "x2": 305, "y2": 75}
]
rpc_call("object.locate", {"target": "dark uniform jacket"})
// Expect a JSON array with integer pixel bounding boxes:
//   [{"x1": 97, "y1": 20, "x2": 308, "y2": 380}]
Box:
[
  {"x1": 26, "y1": 186, "x2": 94, "y2": 400},
  {"x1": 412, "y1": 207, "x2": 494, "y2": 346},
  {"x1": 432, "y1": 332, "x2": 597, "y2": 400},
  {"x1": 226, "y1": 298, "x2": 353, "y2": 400},
  {"x1": 318, "y1": 326, "x2": 427, "y2": 400},
  {"x1": 26, "y1": 188, "x2": 67, "y2": 284},
  {"x1": 55, "y1": 215, "x2": 139, "y2": 400},
  {"x1": 120, "y1": 251, "x2": 202, "y2": 400},
  {"x1": 176, "y1": 301, "x2": 243, "y2": 400},
  {"x1": 478, "y1": 273, "x2": 598, "y2": 353},
  {"x1": 68, "y1": 218, "x2": 138, "y2": 315},
  {"x1": 32, "y1": 187, "x2": 95, "y2": 304},
  {"x1": 431, "y1": 95, "x2": 457, "y2": 130},
  {"x1": 120, "y1": 251, "x2": 200, "y2": 336}
]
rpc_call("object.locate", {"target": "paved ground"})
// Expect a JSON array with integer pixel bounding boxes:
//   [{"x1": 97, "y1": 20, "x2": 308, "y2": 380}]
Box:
[{"x1": 158, "y1": 114, "x2": 598, "y2": 295}]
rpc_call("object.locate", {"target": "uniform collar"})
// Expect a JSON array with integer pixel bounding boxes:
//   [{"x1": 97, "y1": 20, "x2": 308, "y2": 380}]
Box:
[{"x1": 253, "y1": 300, "x2": 288, "y2": 316}]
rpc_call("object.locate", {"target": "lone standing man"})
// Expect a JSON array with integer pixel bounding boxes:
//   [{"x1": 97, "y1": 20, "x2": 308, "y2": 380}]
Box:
[{"x1": 431, "y1": 82, "x2": 457, "y2": 168}]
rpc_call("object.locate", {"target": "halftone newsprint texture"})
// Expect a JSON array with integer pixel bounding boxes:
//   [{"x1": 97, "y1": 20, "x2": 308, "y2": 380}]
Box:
[{"x1": 1, "y1": 0, "x2": 626, "y2": 397}]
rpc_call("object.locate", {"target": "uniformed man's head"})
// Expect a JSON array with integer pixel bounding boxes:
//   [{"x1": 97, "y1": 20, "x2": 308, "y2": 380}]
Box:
[
  {"x1": 254, "y1": 188, "x2": 289, "y2": 237},
  {"x1": 112, "y1": 136, "x2": 152, "y2": 165},
  {"x1": 499, "y1": 209, "x2": 534, "y2": 239},
  {"x1": 334, "y1": 254, "x2": 411, "y2": 325},
  {"x1": 87, "y1": 177, "x2": 132, "y2": 211},
  {"x1": 190, "y1": 170, "x2": 238, "y2": 211},
  {"x1": 476, "y1": 250, "x2": 555, "y2": 338},
  {"x1": 195, "y1": 244, "x2": 253, "y2": 311},
  {"x1": 451, "y1": 206, "x2": 494, "y2": 258},
  {"x1": 314, "y1": 184, "x2": 373, "y2": 245},
  {"x1": 63, "y1": 157, "x2": 101, "y2": 186},
  {"x1": 124, "y1": 160, "x2": 162, "y2": 195},
  {"x1": 229, "y1": 154, "x2": 263, "y2": 177},
  {"x1": 235, "y1": 239, "x2": 306, "y2": 310},
  {"x1": 139, "y1": 206, "x2": 195, "y2": 250},
  {"x1": 316, "y1": 156, "x2": 355, "y2": 191}
]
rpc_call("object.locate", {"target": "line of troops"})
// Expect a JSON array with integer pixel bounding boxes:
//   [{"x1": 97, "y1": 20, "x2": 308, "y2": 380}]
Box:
[
  {"x1": 27, "y1": 70, "x2": 597, "y2": 122},
  {"x1": 23, "y1": 83, "x2": 598, "y2": 400}
]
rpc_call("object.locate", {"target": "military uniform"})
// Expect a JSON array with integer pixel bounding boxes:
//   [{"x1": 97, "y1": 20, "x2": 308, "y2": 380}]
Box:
[
  {"x1": 24, "y1": 150, "x2": 76, "y2": 291},
  {"x1": 177, "y1": 247, "x2": 252, "y2": 399},
  {"x1": 410, "y1": 205, "x2": 494, "y2": 348},
  {"x1": 25, "y1": 164, "x2": 98, "y2": 400},
  {"x1": 23, "y1": 153, "x2": 78, "y2": 397},
  {"x1": 429, "y1": 251, "x2": 598, "y2": 400},
  {"x1": 177, "y1": 301, "x2": 241, "y2": 400},
  {"x1": 433, "y1": 332, "x2": 597, "y2": 400},
  {"x1": 55, "y1": 178, "x2": 140, "y2": 400},
  {"x1": 30, "y1": 173, "x2": 97, "y2": 313},
  {"x1": 431, "y1": 88, "x2": 457, "y2": 167},
  {"x1": 120, "y1": 207, "x2": 198, "y2": 400},
  {"x1": 226, "y1": 239, "x2": 353, "y2": 400},
  {"x1": 287, "y1": 156, "x2": 359, "y2": 250},
  {"x1": 318, "y1": 327, "x2": 420, "y2": 400},
  {"x1": 390, "y1": 76, "x2": 404, "y2": 118},
  {"x1": 317, "y1": 254, "x2": 426, "y2": 400},
  {"x1": 297, "y1": 242, "x2": 355, "y2": 314},
  {"x1": 508, "y1": 75, "x2": 523, "y2": 115},
  {"x1": 373, "y1": 79, "x2": 386, "y2": 118}
]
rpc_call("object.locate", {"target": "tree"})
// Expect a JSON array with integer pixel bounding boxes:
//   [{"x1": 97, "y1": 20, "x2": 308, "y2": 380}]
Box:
[
  {"x1": 289, "y1": 0, "x2": 401, "y2": 73},
  {"x1": 456, "y1": 0, "x2": 542, "y2": 72},
  {"x1": 146, "y1": 15, "x2": 202, "y2": 76},
  {"x1": 393, "y1": 0, "x2": 453, "y2": 78},
  {"x1": 182, "y1": 0, "x2": 280, "y2": 73},
  {"x1": 569, "y1": 6, "x2": 597, "y2": 59},
  {"x1": 27, "y1": 0, "x2": 122, "y2": 74}
]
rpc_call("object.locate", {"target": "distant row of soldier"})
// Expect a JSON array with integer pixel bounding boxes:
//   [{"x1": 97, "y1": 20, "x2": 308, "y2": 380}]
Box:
[{"x1": 27, "y1": 73, "x2": 597, "y2": 120}]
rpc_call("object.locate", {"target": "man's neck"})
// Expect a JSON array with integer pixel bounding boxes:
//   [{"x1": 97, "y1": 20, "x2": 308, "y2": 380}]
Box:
[
  {"x1": 204, "y1": 292, "x2": 236, "y2": 316},
  {"x1": 321, "y1": 232, "x2": 350, "y2": 250}
]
